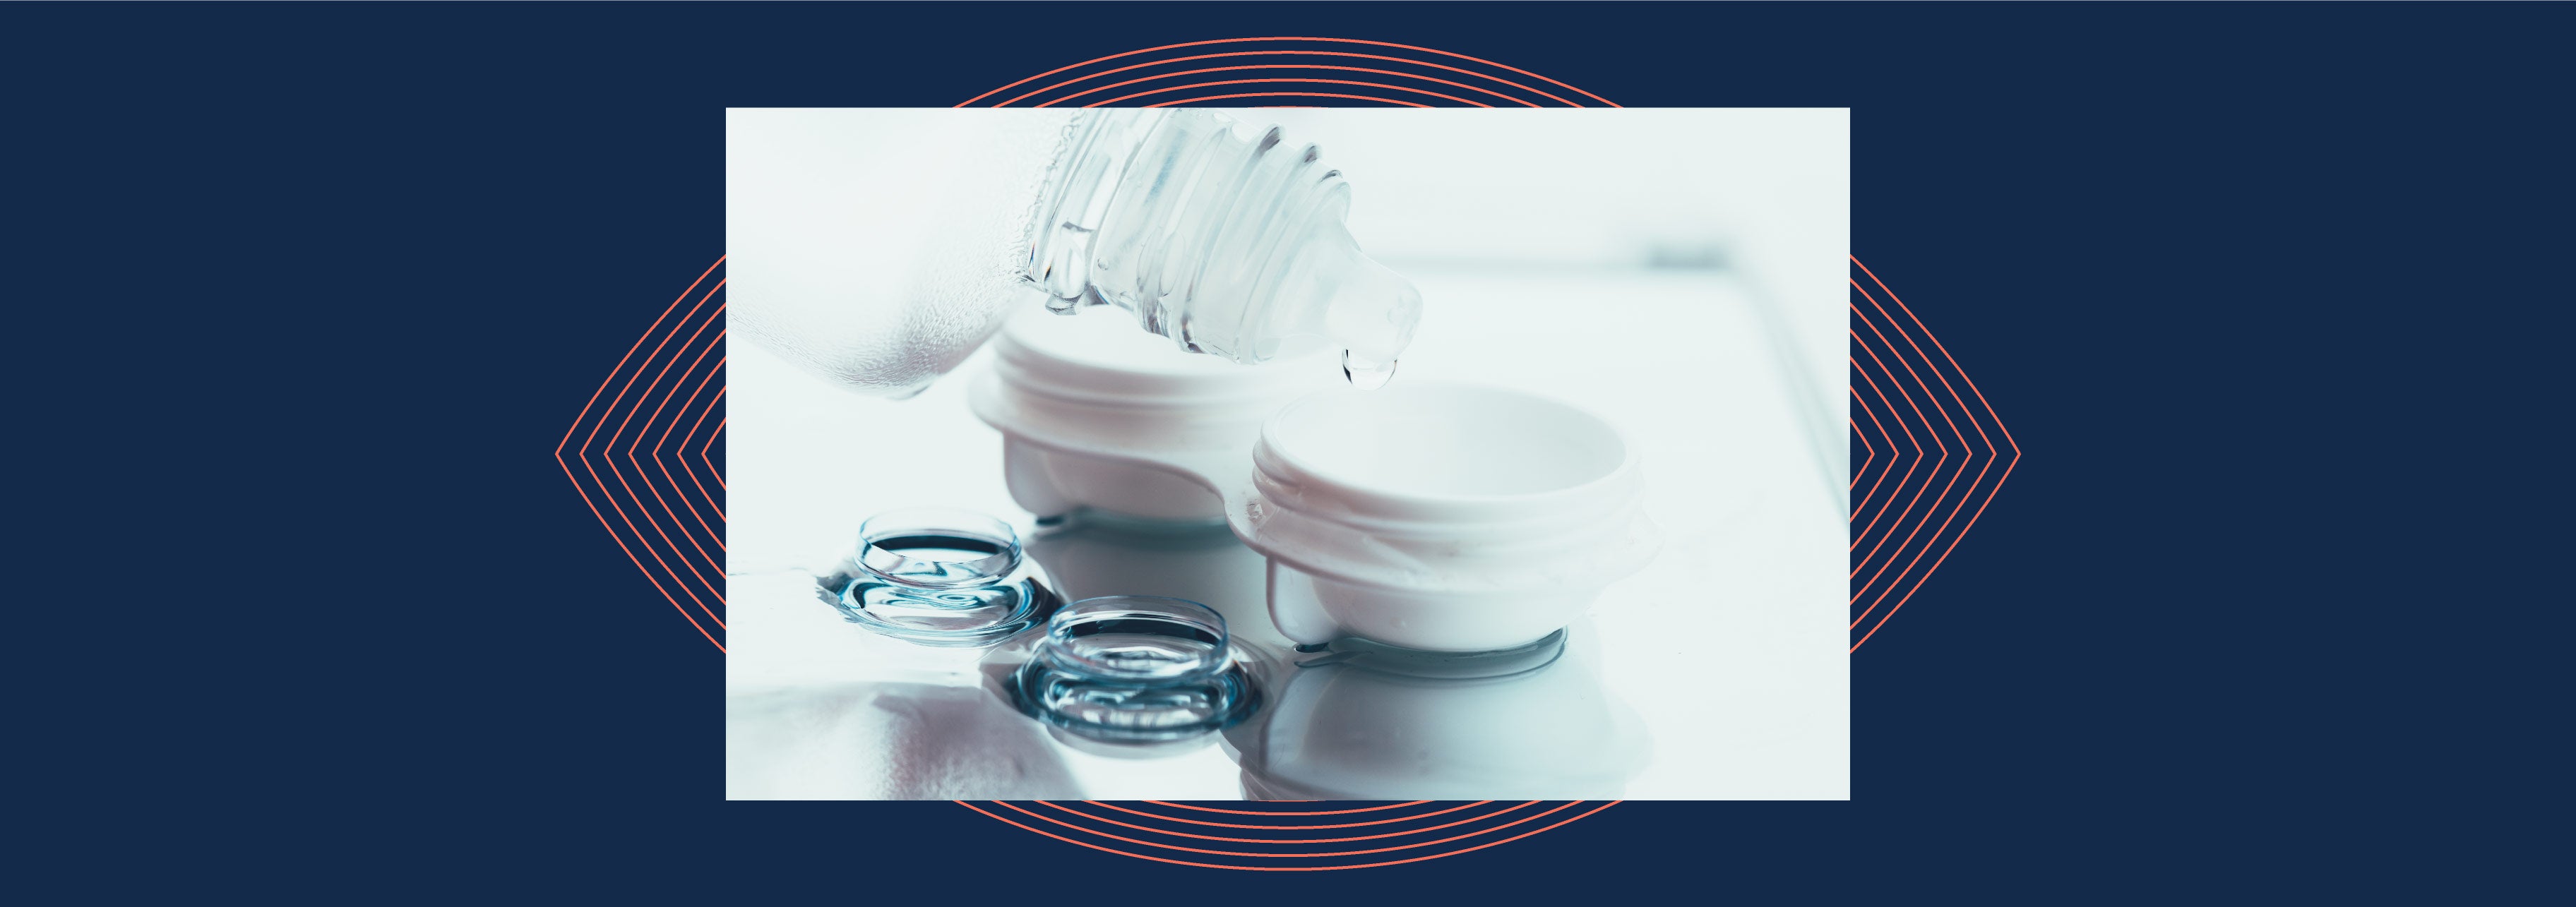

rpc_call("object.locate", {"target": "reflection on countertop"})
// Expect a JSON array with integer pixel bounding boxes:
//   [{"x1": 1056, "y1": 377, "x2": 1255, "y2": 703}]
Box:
[
  {"x1": 1227, "y1": 625, "x2": 1652, "y2": 800},
  {"x1": 734, "y1": 511, "x2": 1657, "y2": 800},
  {"x1": 727, "y1": 681, "x2": 1083, "y2": 800},
  {"x1": 1032, "y1": 510, "x2": 1654, "y2": 799}
]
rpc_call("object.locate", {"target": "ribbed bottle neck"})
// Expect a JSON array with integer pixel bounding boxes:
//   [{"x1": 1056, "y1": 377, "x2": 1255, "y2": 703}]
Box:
[{"x1": 1018, "y1": 109, "x2": 1417, "y2": 370}]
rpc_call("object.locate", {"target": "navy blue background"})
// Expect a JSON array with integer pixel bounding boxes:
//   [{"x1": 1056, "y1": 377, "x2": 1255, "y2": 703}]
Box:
[{"x1": 9, "y1": 1, "x2": 2560, "y2": 899}]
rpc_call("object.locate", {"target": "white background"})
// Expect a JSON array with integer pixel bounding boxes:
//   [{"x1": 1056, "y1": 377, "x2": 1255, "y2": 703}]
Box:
[{"x1": 727, "y1": 109, "x2": 1849, "y2": 799}]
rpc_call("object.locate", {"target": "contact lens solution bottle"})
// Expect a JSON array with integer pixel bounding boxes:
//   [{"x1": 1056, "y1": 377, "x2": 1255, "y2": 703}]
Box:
[{"x1": 728, "y1": 108, "x2": 1422, "y2": 398}]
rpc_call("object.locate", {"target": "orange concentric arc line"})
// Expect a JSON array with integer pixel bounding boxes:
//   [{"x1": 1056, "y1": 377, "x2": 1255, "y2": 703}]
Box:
[
  {"x1": 955, "y1": 800, "x2": 1620, "y2": 871},
  {"x1": 555, "y1": 256, "x2": 727, "y2": 651},
  {"x1": 654, "y1": 350, "x2": 729, "y2": 548},
  {"x1": 1037, "y1": 63, "x2": 1539, "y2": 108},
  {"x1": 1847, "y1": 258, "x2": 2020, "y2": 650},
  {"x1": 998, "y1": 50, "x2": 1580, "y2": 107},
  {"x1": 957, "y1": 37, "x2": 1614, "y2": 107},
  {"x1": 988, "y1": 800, "x2": 1587, "y2": 859},
  {"x1": 1846, "y1": 280, "x2": 1980, "y2": 628},
  {"x1": 1086, "y1": 77, "x2": 1489, "y2": 108},
  {"x1": 1846, "y1": 285, "x2": 1972, "y2": 615},
  {"x1": 631, "y1": 317, "x2": 729, "y2": 569},
  {"x1": 1034, "y1": 800, "x2": 1542, "y2": 844},
  {"x1": 1080, "y1": 800, "x2": 1476, "y2": 829},
  {"x1": 1848, "y1": 341, "x2": 1923, "y2": 555},
  {"x1": 605, "y1": 298, "x2": 729, "y2": 603},
  {"x1": 583, "y1": 279, "x2": 727, "y2": 627},
  {"x1": 1144, "y1": 92, "x2": 1429, "y2": 109}
]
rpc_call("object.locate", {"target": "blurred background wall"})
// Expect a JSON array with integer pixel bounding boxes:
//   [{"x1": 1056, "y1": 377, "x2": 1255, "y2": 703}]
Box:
[{"x1": 1260, "y1": 109, "x2": 1846, "y2": 282}]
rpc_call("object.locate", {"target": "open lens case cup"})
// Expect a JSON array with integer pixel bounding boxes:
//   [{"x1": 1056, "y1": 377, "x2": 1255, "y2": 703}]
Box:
[{"x1": 1239, "y1": 382, "x2": 1659, "y2": 652}]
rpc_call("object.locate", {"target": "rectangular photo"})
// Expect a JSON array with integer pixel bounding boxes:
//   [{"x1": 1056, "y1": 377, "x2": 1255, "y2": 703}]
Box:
[{"x1": 723, "y1": 107, "x2": 1849, "y2": 800}]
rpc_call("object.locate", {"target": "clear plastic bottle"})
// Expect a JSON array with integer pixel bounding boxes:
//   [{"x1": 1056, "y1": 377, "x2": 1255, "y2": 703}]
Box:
[{"x1": 727, "y1": 109, "x2": 1423, "y2": 399}]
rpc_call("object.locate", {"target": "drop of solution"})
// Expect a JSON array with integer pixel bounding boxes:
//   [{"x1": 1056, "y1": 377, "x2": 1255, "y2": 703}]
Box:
[{"x1": 1342, "y1": 350, "x2": 1398, "y2": 390}]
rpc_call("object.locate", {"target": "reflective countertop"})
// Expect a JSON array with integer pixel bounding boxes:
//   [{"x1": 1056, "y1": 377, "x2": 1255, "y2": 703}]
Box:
[{"x1": 726, "y1": 265, "x2": 1849, "y2": 799}]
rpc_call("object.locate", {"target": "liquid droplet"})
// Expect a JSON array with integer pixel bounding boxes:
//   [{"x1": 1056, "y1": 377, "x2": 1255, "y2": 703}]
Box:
[{"x1": 1342, "y1": 350, "x2": 1397, "y2": 390}]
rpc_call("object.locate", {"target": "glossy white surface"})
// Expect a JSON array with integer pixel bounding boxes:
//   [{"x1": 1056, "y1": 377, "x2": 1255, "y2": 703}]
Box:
[
  {"x1": 729, "y1": 265, "x2": 1849, "y2": 800},
  {"x1": 1232, "y1": 627, "x2": 1653, "y2": 800}
]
